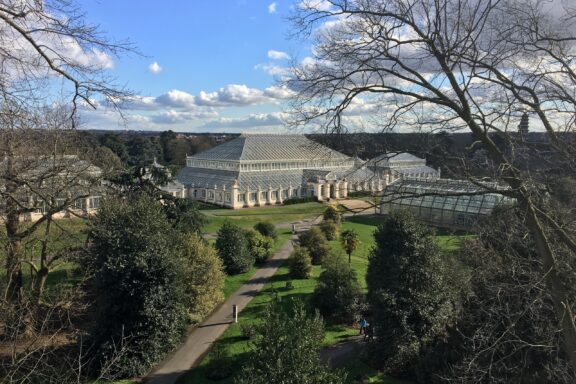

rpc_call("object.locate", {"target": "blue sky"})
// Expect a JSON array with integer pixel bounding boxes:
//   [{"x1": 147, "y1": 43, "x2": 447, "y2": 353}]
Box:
[{"x1": 79, "y1": 0, "x2": 303, "y2": 132}]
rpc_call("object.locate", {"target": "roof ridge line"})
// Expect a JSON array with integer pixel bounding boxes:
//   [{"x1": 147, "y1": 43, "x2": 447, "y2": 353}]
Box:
[{"x1": 239, "y1": 134, "x2": 247, "y2": 160}]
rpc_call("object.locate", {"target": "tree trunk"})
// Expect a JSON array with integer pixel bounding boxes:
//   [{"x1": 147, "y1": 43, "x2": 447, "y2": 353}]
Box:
[
  {"x1": 33, "y1": 218, "x2": 52, "y2": 304},
  {"x1": 524, "y1": 202, "x2": 576, "y2": 370},
  {"x1": 4, "y1": 155, "x2": 23, "y2": 303}
]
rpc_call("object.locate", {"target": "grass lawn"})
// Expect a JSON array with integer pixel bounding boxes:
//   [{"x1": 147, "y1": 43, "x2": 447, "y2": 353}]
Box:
[
  {"x1": 202, "y1": 202, "x2": 326, "y2": 233},
  {"x1": 180, "y1": 214, "x2": 470, "y2": 384}
]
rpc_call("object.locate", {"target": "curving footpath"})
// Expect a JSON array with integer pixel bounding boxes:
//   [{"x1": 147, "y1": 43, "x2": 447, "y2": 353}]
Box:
[{"x1": 145, "y1": 216, "x2": 322, "y2": 384}]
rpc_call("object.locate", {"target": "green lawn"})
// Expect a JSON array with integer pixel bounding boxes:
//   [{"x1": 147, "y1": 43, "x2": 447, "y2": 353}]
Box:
[{"x1": 202, "y1": 202, "x2": 326, "y2": 233}]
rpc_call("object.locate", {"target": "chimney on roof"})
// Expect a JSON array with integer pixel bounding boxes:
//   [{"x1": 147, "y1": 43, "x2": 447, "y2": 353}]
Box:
[{"x1": 518, "y1": 112, "x2": 529, "y2": 135}]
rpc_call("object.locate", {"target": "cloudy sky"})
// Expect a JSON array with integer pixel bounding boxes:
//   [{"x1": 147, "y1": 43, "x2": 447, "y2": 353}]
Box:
[{"x1": 78, "y1": 0, "x2": 302, "y2": 133}]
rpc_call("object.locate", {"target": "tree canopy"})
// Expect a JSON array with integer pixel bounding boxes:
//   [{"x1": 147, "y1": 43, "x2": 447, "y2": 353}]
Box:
[
  {"x1": 86, "y1": 196, "x2": 187, "y2": 377},
  {"x1": 235, "y1": 299, "x2": 346, "y2": 384},
  {"x1": 366, "y1": 210, "x2": 453, "y2": 375}
]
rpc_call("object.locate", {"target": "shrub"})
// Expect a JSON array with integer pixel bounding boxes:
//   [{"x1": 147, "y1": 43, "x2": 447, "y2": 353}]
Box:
[
  {"x1": 312, "y1": 252, "x2": 364, "y2": 324},
  {"x1": 177, "y1": 235, "x2": 225, "y2": 324},
  {"x1": 240, "y1": 323, "x2": 257, "y2": 340},
  {"x1": 283, "y1": 196, "x2": 317, "y2": 205},
  {"x1": 323, "y1": 205, "x2": 342, "y2": 224},
  {"x1": 299, "y1": 227, "x2": 331, "y2": 265},
  {"x1": 288, "y1": 246, "x2": 312, "y2": 279},
  {"x1": 320, "y1": 219, "x2": 340, "y2": 240},
  {"x1": 253, "y1": 221, "x2": 278, "y2": 240},
  {"x1": 215, "y1": 221, "x2": 254, "y2": 275},
  {"x1": 244, "y1": 229, "x2": 275, "y2": 263}
]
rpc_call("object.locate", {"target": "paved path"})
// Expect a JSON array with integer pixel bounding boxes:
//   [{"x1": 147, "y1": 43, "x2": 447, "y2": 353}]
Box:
[
  {"x1": 145, "y1": 216, "x2": 322, "y2": 384},
  {"x1": 320, "y1": 336, "x2": 365, "y2": 369}
]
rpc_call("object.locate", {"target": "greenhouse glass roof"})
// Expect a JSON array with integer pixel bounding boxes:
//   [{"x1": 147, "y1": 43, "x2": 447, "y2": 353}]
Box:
[{"x1": 380, "y1": 178, "x2": 513, "y2": 229}]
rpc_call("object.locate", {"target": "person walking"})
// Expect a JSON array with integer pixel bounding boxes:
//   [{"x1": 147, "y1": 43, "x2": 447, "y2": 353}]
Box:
[{"x1": 359, "y1": 317, "x2": 367, "y2": 335}]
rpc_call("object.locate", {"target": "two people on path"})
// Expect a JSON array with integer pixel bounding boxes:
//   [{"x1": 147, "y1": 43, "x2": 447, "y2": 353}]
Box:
[{"x1": 359, "y1": 317, "x2": 373, "y2": 341}]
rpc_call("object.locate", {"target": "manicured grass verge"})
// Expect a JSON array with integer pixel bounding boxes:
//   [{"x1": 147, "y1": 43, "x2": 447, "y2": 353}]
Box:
[{"x1": 202, "y1": 202, "x2": 326, "y2": 233}]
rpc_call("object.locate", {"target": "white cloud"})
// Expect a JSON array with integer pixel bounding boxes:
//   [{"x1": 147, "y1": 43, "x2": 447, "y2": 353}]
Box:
[
  {"x1": 254, "y1": 63, "x2": 292, "y2": 78},
  {"x1": 268, "y1": 50, "x2": 290, "y2": 60},
  {"x1": 151, "y1": 109, "x2": 219, "y2": 124},
  {"x1": 298, "y1": 0, "x2": 332, "y2": 12},
  {"x1": 113, "y1": 95, "x2": 158, "y2": 110},
  {"x1": 268, "y1": 2, "x2": 277, "y2": 14},
  {"x1": 149, "y1": 61, "x2": 162, "y2": 74},
  {"x1": 195, "y1": 84, "x2": 274, "y2": 106},
  {"x1": 200, "y1": 112, "x2": 287, "y2": 130},
  {"x1": 155, "y1": 89, "x2": 196, "y2": 108},
  {"x1": 264, "y1": 85, "x2": 296, "y2": 99}
]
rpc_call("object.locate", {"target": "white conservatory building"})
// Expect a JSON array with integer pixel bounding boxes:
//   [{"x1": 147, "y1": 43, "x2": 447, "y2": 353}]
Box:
[{"x1": 177, "y1": 134, "x2": 439, "y2": 209}]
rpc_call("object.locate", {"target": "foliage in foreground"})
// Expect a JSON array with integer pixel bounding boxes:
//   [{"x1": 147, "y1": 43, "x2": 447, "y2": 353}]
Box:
[
  {"x1": 86, "y1": 196, "x2": 188, "y2": 377},
  {"x1": 366, "y1": 210, "x2": 454, "y2": 376},
  {"x1": 235, "y1": 299, "x2": 347, "y2": 384},
  {"x1": 216, "y1": 221, "x2": 254, "y2": 275},
  {"x1": 312, "y1": 252, "x2": 364, "y2": 324},
  {"x1": 418, "y1": 207, "x2": 576, "y2": 383}
]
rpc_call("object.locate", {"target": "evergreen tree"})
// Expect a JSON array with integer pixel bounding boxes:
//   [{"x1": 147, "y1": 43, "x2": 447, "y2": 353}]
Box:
[
  {"x1": 235, "y1": 299, "x2": 346, "y2": 384},
  {"x1": 215, "y1": 221, "x2": 254, "y2": 274},
  {"x1": 253, "y1": 221, "x2": 278, "y2": 240},
  {"x1": 288, "y1": 246, "x2": 313, "y2": 279},
  {"x1": 86, "y1": 196, "x2": 187, "y2": 377},
  {"x1": 312, "y1": 252, "x2": 363, "y2": 324},
  {"x1": 366, "y1": 210, "x2": 452, "y2": 375},
  {"x1": 299, "y1": 227, "x2": 331, "y2": 265}
]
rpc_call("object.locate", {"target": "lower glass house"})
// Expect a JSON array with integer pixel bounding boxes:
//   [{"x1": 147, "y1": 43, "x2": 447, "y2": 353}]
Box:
[{"x1": 380, "y1": 178, "x2": 512, "y2": 229}]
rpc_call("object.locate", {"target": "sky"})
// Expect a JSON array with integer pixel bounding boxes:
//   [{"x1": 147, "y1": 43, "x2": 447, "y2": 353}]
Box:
[{"x1": 78, "y1": 0, "x2": 303, "y2": 133}]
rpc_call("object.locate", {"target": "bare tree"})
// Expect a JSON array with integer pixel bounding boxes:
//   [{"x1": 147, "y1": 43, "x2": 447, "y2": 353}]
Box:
[
  {"x1": 289, "y1": 0, "x2": 576, "y2": 372},
  {"x1": 0, "y1": 0, "x2": 132, "y2": 117},
  {"x1": 0, "y1": 0, "x2": 132, "y2": 303},
  {"x1": 0, "y1": 103, "x2": 104, "y2": 304}
]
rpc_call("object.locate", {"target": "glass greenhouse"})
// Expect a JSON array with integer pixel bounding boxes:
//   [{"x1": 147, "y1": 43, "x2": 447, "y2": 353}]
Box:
[{"x1": 380, "y1": 178, "x2": 513, "y2": 229}]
